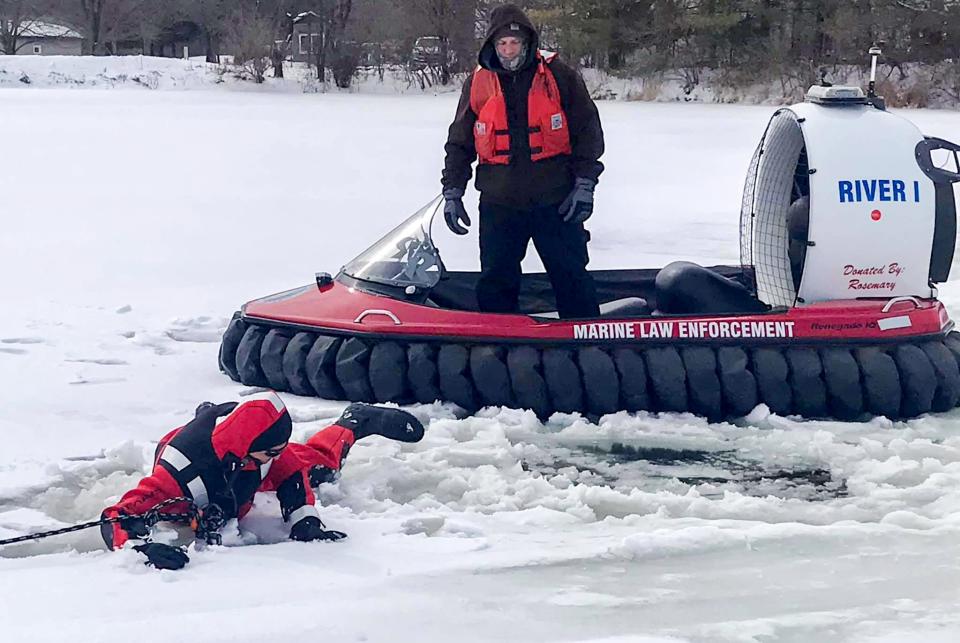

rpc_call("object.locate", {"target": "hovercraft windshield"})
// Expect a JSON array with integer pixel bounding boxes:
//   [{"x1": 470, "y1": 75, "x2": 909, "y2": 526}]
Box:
[{"x1": 340, "y1": 196, "x2": 444, "y2": 292}]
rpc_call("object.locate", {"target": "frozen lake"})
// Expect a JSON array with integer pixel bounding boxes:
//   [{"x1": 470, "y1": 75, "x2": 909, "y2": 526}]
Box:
[{"x1": 1, "y1": 87, "x2": 959, "y2": 643}]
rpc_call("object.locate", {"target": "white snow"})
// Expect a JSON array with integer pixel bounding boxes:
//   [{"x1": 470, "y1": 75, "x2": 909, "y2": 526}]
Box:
[
  {"x1": 1, "y1": 80, "x2": 960, "y2": 643},
  {"x1": 0, "y1": 55, "x2": 465, "y2": 95},
  {"x1": 4, "y1": 54, "x2": 957, "y2": 109}
]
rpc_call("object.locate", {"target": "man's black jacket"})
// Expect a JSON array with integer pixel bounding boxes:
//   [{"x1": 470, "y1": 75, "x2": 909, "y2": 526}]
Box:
[{"x1": 441, "y1": 4, "x2": 604, "y2": 209}]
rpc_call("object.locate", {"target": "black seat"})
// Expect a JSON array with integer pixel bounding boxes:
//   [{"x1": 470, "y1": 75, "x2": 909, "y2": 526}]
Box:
[
  {"x1": 655, "y1": 261, "x2": 767, "y2": 315},
  {"x1": 599, "y1": 297, "x2": 651, "y2": 318}
]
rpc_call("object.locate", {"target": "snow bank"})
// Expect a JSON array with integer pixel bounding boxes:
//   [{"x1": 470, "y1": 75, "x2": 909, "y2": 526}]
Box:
[
  {"x1": 4, "y1": 55, "x2": 957, "y2": 109},
  {"x1": 0, "y1": 55, "x2": 245, "y2": 90},
  {"x1": 581, "y1": 63, "x2": 960, "y2": 108},
  {"x1": 0, "y1": 55, "x2": 463, "y2": 95}
]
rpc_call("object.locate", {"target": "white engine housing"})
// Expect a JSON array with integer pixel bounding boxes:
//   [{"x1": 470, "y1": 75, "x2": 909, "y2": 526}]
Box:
[
  {"x1": 741, "y1": 90, "x2": 952, "y2": 307},
  {"x1": 795, "y1": 102, "x2": 933, "y2": 302}
]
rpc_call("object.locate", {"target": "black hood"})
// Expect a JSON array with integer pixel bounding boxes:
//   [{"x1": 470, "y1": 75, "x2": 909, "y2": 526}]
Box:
[{"x1": 478, "y1": 4, "x2": 540, "y2": 72}]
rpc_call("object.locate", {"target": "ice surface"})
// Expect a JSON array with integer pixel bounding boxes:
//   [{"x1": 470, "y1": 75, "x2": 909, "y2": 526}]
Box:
[{"x1": 1, "y1": 82, "x2": 959, "y2": 643}]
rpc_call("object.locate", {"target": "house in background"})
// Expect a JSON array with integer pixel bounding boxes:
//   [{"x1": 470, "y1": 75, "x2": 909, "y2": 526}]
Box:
[
  {"x1": 11, "y1": 21, "x2": 82, "y2": 55},
  {"x1": 290, "y1": 12, "x2": 323, "y2": 63}
]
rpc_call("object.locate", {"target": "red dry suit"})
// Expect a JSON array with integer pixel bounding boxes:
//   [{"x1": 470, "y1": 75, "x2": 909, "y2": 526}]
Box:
[{"x1": 101, "y1": 392, "x2": 355, "y2": 549}]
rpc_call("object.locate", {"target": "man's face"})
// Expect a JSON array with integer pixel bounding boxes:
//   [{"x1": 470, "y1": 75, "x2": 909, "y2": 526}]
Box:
[
  {"x1": 496, "y1": 36, "x2": 524, "y2": 61},
  {"x1": 247, "y1": 442, "x2": 288, "y2": 465}
]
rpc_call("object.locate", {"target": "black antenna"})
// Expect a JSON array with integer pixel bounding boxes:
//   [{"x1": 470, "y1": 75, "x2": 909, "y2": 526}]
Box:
[{"x1": 818, "y1": 67, "x2": 832, "y2": 87}]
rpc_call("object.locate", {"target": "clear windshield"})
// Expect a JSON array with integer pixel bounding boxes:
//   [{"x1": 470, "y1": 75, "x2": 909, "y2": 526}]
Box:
[{"x1": 341, "y1": 195, "x2": 444, "y2": 290}]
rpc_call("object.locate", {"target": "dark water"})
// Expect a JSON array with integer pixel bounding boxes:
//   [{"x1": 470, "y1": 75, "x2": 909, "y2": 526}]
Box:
[{"x1": 523, "y1": 441, "x2": 847, "y2": 501}]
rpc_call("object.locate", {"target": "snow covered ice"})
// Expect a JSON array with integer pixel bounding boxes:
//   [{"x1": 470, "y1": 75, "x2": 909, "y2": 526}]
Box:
[{"x1": 1, "y1": 78, "x2": 960, "y2": 643}]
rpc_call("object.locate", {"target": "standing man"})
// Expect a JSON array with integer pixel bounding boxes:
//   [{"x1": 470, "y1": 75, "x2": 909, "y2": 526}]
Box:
[{"x1": 441, "y1": 3, "x2": 604, "y2": 319}]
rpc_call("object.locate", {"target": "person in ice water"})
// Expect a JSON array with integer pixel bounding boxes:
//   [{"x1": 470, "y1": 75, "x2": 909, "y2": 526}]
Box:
[
  {"x1": 100, "y1": 392, "x2": 424, "y2": 570},
  {"x1": 441, "y1": 3, "x2": 605, "y2": 319}
]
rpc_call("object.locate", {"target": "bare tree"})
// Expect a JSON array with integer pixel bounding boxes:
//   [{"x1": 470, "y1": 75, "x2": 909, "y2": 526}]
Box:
[
  {"x1": 77, "y1": 0, "x2": 107, "y2": 53},
  {"x1": 297, "y1": 0, "x2": 355, "y2": 85},
  {"x1": 223, "y1": 4, "x2": 274, "y2": 82},
  {"x1": 0, "y1": 0, "x2": 64, "y2": 54},
  {"x1": 174, "y1": 0, "x2": 230, "y2": 62},
  {"x1": 328, "y1": 0, "x2": 356, "y2": 86},
  {"x1": 348, "y1": 0, "x2": 413, "y2": 80},
  {"x1": 71, "y1": 0, "x2": 152, "y2": 54},
  {"x1": 255, "y1": 0, "x2": 299, "y2": 78},
  {"x1": 270, "y1": 11, "x2": 292, "y2": 78},
  {"x1": 399, "y1": 0, "x2": 477, "y2": 83}
]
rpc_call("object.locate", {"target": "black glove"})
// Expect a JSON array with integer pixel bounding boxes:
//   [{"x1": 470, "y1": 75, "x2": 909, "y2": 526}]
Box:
[
  {"x1": 194, "y1": 401, "x2": 215, "y2": 417},
  {"x1": 442, "y1": 188, "x2": 471, "y2": 235},
  {"x1": 308, "y1": 465, "x2": 338, "y2": 487},
  {"x1": 196, "y1": 401, "x2": 237, "y2": 419},
  {"x1": 118, "y1": 514, "x2": 151, "y2": 539},
  {"x1": 289, "y1": 516, "x2": 348, "y2": 542},
  {"x1": 559, "y1": 178, "x2": 596, "y2": 224},
  {"x1": 101, "y1": 510, "x2": 151, "y2": 549},
  {"x1": 133, "y1": 542, "x2": 190, "y2": 570}
]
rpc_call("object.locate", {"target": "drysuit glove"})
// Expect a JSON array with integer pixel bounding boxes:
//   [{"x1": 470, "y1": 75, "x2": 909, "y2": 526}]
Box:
[
  {"x1": 133, "y1": 542, "x2": 190, "y2": 570},
  {"x1": 560, "y1": 178, "x2": 596, "y2": 224},
  {"x1": 194, "y1": 401, "x2": 216, "y2": 417},
  {"x1": 308, "y1": 465, "x2": 338, "y2": 488},
  {"x1": 289, "y1": 516, "x2": 348, "y2": 542},
  {"x1": 101, "y1": 509, "x2": 151, "y2": 549},
  {"x1": 442, "y1": 188, "x2": 471, "y2": 235},
  {"x1": 117, "y1": 513, "x2": 152, "y2": 539}
]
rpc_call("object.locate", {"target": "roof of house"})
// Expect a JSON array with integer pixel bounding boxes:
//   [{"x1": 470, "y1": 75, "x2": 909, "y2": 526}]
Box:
[
  {"x1": 18, "y1": 21, "x2": 82, "y2": 39},
  {"x1": 293, "y1": 11, "x2": 322, "y2": 24}
]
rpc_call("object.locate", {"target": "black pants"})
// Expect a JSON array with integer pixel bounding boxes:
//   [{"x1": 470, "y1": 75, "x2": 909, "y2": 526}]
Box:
[{"x1": 477, "y1": 199, "x2": 600, "y2": 319}]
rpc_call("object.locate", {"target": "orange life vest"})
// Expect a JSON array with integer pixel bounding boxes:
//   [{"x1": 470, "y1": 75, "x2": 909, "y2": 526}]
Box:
[{"x1": 469, "y1": 50, "x2": 572, "y2": 165}]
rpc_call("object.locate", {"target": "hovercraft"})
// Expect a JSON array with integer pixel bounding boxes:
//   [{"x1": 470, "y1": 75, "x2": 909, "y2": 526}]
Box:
[{"x1": 219, "y1": 66, "x2": 960, "y2": 422}]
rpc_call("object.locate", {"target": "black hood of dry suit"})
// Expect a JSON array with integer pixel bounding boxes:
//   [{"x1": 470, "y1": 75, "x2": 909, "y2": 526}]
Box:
[
  {"x1": 441, "y1": 3, "x2": 605, "y2": 208},
  {"x1": 478, "y1": 4, "x2": 540, "y2": 73}
]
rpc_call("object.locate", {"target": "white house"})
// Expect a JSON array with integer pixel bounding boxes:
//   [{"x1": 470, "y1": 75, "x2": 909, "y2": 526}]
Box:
[{"x1": 8, "y1": 21, "x2": 83, "y2": 55}]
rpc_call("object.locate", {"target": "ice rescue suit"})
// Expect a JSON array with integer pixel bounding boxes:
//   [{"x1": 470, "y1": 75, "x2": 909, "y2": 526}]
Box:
[
  {"x1": 101, "y1": 392, "x2": 355, "y2": 549},
  {"x1": 441, "y1": 4, "x2": 604, "y2": 318}
]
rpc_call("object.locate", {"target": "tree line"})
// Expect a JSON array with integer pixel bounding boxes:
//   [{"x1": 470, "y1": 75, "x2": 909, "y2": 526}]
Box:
[{"x1": 2, "y1": 1, "x2": 959, "y2": 95}]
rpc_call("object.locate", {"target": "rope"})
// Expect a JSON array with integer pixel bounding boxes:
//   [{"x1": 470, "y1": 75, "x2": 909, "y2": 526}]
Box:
[{"x1": 0, "y1": 497, "x2": 199, "y2": 548}]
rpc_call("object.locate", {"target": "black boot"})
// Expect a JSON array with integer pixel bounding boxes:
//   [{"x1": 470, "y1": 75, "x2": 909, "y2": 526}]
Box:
[{"x1": 337, "y1": 403, "x2": 425, "y2": 443}]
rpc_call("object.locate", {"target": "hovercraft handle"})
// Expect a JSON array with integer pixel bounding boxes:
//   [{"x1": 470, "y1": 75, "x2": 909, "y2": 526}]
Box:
[
  {"x1": 881, "y1": 296, "x2": 921, "y2": 313},
  {"x1": 916, "y1": 137, "x2": 960, "y2": 185},
  {"x1": 917, "y1": 137, "x2": 960, "y2": 284},
  {"x1": 354, "y1": 309, "x2": 402, "y2": 325}
]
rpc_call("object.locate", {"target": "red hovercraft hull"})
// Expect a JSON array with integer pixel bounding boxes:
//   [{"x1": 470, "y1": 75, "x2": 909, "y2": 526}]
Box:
[
  {"x1": 220, "y1": 278, "x2": 960, "y2": 421},
  {"x1": 243, "y1": 281, "x2": 951, "y2": 344}
]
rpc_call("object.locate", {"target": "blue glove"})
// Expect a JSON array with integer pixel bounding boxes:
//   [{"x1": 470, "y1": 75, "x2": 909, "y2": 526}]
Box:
[
  {"x1": 442, "y1": 188, "x2": 471, "y2": 235},
  {"x1": 559, "y1": 178, "x2": 596, "y2": 224}
]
